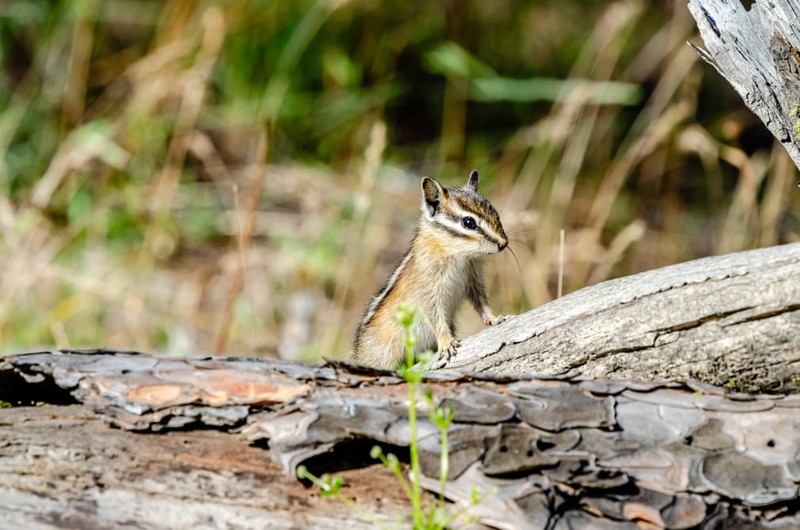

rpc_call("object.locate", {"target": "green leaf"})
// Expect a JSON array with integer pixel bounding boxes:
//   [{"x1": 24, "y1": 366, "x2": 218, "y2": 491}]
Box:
[
  {"x1": 71, "y1": 120, "x2": 129, "y2": 169},
  {"x1": 429, "y1": 404, "x2": 454, "y2": 429},
  {"x1": 471, "y1": 77, "x2": 642, "y2": 105},
  {"x1": 471, "y1": 487, "x2": 481, "y2": 505},
  {"x1": 322, "y1": 47, "x2": 361, "y2": 88},
  {"x1": 66, "y1": 184, "x2": 92, "y2": 224},
  {"x1": 422, "y1": 42, "x2": 496, "y2": 79}
]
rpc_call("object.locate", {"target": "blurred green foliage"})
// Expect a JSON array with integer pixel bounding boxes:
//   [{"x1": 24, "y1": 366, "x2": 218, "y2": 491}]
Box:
[{"x1": 0, "y1": 0, "x2": 796, "y2": 355}]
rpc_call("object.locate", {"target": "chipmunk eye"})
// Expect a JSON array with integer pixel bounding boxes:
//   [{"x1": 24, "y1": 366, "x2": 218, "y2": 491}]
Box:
[{"x1": 461, "y1": 216, "x2": 477, "y2": 230}]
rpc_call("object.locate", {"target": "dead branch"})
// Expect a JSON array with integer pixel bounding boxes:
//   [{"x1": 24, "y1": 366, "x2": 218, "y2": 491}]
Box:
[{"x1": 688, "y1": 0, "x2": 800, "y2": 170}]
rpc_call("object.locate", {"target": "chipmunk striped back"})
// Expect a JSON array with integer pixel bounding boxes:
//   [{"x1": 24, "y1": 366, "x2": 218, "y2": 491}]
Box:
[{"x1": 352, "y1": 170, "x2": 508, "y2": 370}]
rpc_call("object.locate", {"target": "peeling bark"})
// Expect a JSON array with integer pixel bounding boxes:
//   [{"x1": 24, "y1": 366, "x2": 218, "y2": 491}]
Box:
[
  {"x1": 0, "y1": 405, "x2": 415, "y2": 530},
  {"x1": 2, "y1": 351, "x2": 800, "y2": 529}
]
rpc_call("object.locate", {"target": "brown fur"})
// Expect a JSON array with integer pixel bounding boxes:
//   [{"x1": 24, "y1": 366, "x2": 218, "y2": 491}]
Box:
[{"x1": 352, "y1": 171, "x2": 507, "y2": 369}]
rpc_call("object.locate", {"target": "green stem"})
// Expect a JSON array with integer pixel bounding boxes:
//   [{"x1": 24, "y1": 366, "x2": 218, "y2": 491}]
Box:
[
  {"x1": 438, "y1": 424, "x2": 448, "y2": 505},
  {"x1": 373, "y1": 449, "x2": 413, "y2": 500},
  {"x1": 408, "y1": 379, "x2": 422, "y2": 529}
]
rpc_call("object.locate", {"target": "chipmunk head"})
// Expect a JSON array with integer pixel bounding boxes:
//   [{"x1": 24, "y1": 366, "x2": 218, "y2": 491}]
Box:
[{"x1": 420, "y1": 170, "x2": 508, "y2": 256}]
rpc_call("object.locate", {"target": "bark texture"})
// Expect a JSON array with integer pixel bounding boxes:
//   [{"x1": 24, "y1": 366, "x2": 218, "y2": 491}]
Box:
[
  {"x1": 688, "y1": 0, "x2": 800, "y2": 170},
  {"x1": 0, "y1": 356, "x2": 426, "y2": 530},
  {"x1": 2, "y1": 350, "x2": 800, "y2": 529},
  {"x1": 0, "y1": 406, "x2": 413, "y2": 530},
  {"x1": 442, "y1": 242, "x2": 800, "y2": 393}
]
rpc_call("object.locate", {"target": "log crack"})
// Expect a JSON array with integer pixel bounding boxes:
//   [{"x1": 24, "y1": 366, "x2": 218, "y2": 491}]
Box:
[
  {"x1": 653, "y1": 307, "x2": 755, "y2": 334},
  {"x1": 722, "y1": 304, "x2": 800, "y2": 328},
  {"x1": 568, "y1": 342, "x2": 657, "y2": 370}
]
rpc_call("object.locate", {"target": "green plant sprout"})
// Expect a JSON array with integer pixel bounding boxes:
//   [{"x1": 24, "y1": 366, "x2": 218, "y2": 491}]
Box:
[
  {"x1": 298, "y1": 303, "x2": 484, "y2": 528},
  {"x1": 425, "y1": 388, "x2": 455, "y2": 506},
  {"x1": 394, "y1": 303, "x2": 426, "y2": 527},
  {"x1": 296, "y1": 465, "x2": 389, "y2": 529}
]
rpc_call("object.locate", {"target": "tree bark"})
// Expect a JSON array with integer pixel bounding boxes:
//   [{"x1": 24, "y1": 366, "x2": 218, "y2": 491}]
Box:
[
  {"x1": 0, "y1": 406, "x2": 417, "y2": 530},
  {"x1": 0, "y1": 362, "x2": 429, "y2": 530},
  {"x1": 441, "y1": 242, "x2": 800, "y2": 393},
  {"x1": 688, "y1": 0, "x2": 800, "y2": 170},
  {"x1": 2, "y1": 350, "x2": 800, "y2": 529}
]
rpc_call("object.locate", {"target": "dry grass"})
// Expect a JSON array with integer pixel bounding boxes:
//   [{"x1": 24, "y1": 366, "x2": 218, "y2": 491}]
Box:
[{"x1": 0, "y1": 0, "x2": 797, "y2": 359}]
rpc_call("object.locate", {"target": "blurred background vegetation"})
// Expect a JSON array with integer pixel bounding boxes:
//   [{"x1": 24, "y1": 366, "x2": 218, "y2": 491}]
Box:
[{"x1": 1, "y1": 0, "x2": 797, "y2": 359}]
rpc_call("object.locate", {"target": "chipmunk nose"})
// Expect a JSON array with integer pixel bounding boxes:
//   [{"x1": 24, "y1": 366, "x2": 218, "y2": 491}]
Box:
[{"x1": 498, "y1": 240, "x2": 508, "y2": 251}]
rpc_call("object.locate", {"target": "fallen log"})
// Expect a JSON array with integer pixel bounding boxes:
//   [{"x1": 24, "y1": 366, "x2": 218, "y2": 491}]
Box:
[
  {"x1": 0, "y1": 406, "x2": 413, "y2": 530},
  {"x1": 443, "y1": 242, "x2": 800, "y2": 393},
  {"x1": 0, "y1": 353, "x2": 424, "y2": 530},
  {"x1": 1, "y1": 350, "x2": 800, "y2": 529}
]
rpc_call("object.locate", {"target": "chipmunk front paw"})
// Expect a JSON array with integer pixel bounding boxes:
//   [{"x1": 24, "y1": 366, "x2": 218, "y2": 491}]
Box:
[
  {"x1": 482, "y1": 314, "x2": 508, "y2": 326},
  {"x1": 433, "y1": 339, "x2": 460, "y2": 367},
  {"x1": 445, "y1": 339, "x2": 460, "y2": 359}
]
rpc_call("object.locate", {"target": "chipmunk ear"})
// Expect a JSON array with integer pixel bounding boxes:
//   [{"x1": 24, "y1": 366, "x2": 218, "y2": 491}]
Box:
[
  {"x1": 467, "y1": 169, "x2": 479, "y2": 191},
  {"x1": 421, "y1": 177, "x2": 444, "y2": 216}
]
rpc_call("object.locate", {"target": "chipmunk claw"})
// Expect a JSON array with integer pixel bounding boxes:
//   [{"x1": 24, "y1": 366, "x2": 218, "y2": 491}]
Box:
[
  {"x1": 431, "y1": 339, "x2": 461, "y2": 368},
  {"x1": 483, "y1": 314, "x2": 509, "y2": 326},
  {"x1": 445, "y1": 339, "x2": 461, "y2": 359}
]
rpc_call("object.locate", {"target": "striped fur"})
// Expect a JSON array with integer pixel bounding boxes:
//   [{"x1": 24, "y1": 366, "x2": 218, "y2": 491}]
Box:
[{"x1": 352, "y1": 170, "x2": 508, "y2": 369}]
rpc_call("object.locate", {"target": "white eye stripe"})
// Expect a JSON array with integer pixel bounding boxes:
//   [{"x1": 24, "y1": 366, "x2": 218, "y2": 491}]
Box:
[
  {"x1": 449, "y1": 204, "x2": 475, "y2": 220},
  {"x1": 422, "y1": 205, "x2": 465, "y2": 235},
  {"x1": 427, "y1": 201, "x2": 505, "y2": 244},
  {"x1": 449, "y1": 205, "x2": 505, "y2": 242},
  {"x1": 436, "y1": 216, "x2": 473, "y2": 237},
  {"x1": 437, "y1": 215, "x2": 506, "y2": 245},
  {"x1": 476, "y1": 217, "x2": 491, "y2": 233}
]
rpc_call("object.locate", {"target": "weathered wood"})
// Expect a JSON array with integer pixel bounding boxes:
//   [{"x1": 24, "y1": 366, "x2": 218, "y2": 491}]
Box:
[
  {"x1": 0, "y1": 405, "x2": 423, "y2": 530},
  {"x1": 441, "y1": 242, "x2": 800, "y2": 393},
  {"x1": 2, "y1": 350, "x2": 800, "y2": 529},
  {"x1": 688, "y1": 0, "x2": 800, "y2": 170},
  {"x1": 438, "y1": 0, "x2": 800, "y2": 386}
]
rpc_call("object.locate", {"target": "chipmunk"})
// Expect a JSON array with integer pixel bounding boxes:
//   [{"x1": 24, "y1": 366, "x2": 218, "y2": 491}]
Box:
[{"x1": 352, "y1": 170, "x2": 508, "y2": 370}]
